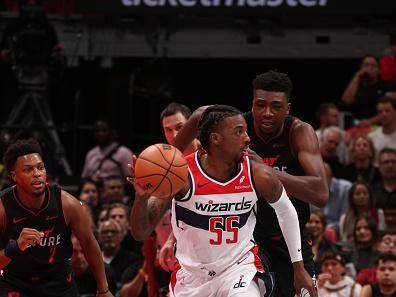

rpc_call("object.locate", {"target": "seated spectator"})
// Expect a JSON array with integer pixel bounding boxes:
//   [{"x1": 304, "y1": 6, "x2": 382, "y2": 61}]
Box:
[
  {"x1": 372, "y1": 148, "x2": 396, "y2": 209},
  {"x1": 339, "y1": 182, "x2": 383, "y2": 241},
  {"x1": 71, "y1": 235, "x2": 117, "y2": 296},
  {"x1": 356, "y1": 230, "x2": 396, "y2": 286},
  {"x1": 81, "y1": 119, "x2": 134, "y2": 184},
  {"x1": 98, "y1": 219, "x2": 140, "y2": 288},
  {"x1": 316, "y1": 102, "x2": 348, "y2": 164},
  {"x1": 380, "y1": 33, "x2": 396, "y2": 83},
  {"x1": 383, "y1": 200, "x2": 396, "y2": 231},
  {"x1": 360, "y1": 253, "x2": 396, "y2": 297},
  {"x1": 349, "y1": 217, "x2": 379, "y2": 274},
  {"x1": 344, "y1": 135, "x2": 381, "y2": 184},
  {"x1": 97, "y1": 207, "x2": 109, "y2": 230},
  {"x1": 108, "y1": 203, "x2": 142, "y2": 257},
  {"x1": 320, "y1": 126, "x2": 348, "y2": 178},
  {"x1": 341, "y1": 55, "x2": 396, "y2": 123},
  {"x1": 368, "y1": 97, "x2": 396, "y2": 161},
  {"x1": 78, "y1": 178, "x2": 101, "y2": 223},
  {"x1": 317, "y1": 250, "x2": 362, "y2": 297},
  {"x1": 120, "y1": 233, "x2": 170, "y2": 297},
  {"x1": 101, "y1": 176, "x2": 132, "y2": 206},
  {"x1": 306, "y1": 210, "x2": 336, "y2": 273},
  {"x1": 315, "y1": 162, "x2": 351, "y2": 231}
]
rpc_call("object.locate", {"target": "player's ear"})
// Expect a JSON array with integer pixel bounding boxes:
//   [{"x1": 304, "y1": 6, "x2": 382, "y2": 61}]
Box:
[
  {"x1": 10, "y1": 171, "x2": 16, "y2": 183},
  {"x1": 210, "y1": 132, "x2": 220, "y2": 145}
]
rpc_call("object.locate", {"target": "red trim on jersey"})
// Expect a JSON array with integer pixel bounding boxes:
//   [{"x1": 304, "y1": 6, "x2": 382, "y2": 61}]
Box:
[
  {"x1": 12, "y1": 184, "x2": 51, "y2": 216},
  {"x1": 251, "y1": 245, "x2": 264, "y2": 273},
  {"x1": 170, "y1": 262, "x2": 182, "y2": 294},
  {"x1": 186, "y1": 152, "x2": 254, "y2": 195}
]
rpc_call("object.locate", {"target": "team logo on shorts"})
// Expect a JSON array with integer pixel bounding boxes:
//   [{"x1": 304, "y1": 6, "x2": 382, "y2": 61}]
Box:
[{"x1": 233, "y1": 275, "x2": 247, "y2": 288}]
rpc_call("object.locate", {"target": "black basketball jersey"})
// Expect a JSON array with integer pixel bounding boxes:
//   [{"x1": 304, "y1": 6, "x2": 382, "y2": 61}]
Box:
[
  {"x1": 244, "y1": 112, "x2": 311, "y2": 238},
  {"x1": 0, "y1": 184, "x2": 73, "y2": 282}
]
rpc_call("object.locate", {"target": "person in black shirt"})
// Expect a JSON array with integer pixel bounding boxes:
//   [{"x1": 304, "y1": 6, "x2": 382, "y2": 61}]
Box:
[
  {"x1": 170, "y1": 70, "x2": 328, "y2": 297},
  {"x1": 0, "y1": 139, "x2": 113, "y2": 297}
]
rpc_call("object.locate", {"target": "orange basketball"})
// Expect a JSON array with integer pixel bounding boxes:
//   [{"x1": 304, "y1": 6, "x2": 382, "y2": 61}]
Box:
[{"x1": 134, "y1": 144, "x2": 189, "y2": 198}]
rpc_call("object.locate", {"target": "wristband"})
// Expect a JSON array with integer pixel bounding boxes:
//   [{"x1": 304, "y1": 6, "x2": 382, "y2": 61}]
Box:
[
  {"x1": 4, "y1": 240, "x2": 21, "y2": 259},
  {"x1": 97, "y1": 288, "x2": 109, "y2": 295}
]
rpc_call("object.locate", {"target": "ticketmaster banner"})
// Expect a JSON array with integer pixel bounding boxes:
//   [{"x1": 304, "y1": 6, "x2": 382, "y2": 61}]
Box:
[{"x1": 76, "y1": 0, "x2": 396, "y2": 14}]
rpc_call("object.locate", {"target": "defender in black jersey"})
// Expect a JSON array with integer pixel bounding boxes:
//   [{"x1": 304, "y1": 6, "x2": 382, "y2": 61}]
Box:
[
  {"x1": 0, "y1": 139, "x2": 113, "y2": 297},
  {"x1": 246, "y1": 71, "x2": 328, "y2": 297},
  {"x1": 171, "y1": 71, "x2": 328, "y2": 297}
]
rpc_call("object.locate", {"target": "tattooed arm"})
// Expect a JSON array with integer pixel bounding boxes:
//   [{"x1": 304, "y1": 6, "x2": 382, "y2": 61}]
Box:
[{"x1": 130, "y1": 193, "x2": 173, "y2": 241}]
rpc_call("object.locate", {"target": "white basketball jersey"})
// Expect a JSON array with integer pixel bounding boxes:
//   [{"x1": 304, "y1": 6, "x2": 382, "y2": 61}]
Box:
[{"x1": 171, "y1": 151, "x2": 258, "y2": 275}]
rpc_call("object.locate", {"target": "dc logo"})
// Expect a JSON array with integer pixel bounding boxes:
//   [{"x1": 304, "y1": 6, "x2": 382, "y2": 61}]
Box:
[{"x1": 233, "y1": 276, "x2": 247, "y2": 289}]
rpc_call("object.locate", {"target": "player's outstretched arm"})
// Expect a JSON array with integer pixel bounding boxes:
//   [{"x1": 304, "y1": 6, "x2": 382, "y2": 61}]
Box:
[
  {"x1": 62, "y1": 191, "x2": 113, "y2": 297},
  {"x1": 252, "y1": 162, "x2": 318, "y2": 297},
  {"x1": 173, "y1": 105, "x2": 211, "y2": 152},
  {"x1": 275, "y1": 121, "x2": 328, "y2": 207}
]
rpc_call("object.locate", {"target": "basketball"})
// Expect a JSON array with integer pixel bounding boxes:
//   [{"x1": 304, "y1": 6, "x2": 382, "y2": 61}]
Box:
[{"x1": 134, "y1": 144, "x2": 189, "y2": 198}]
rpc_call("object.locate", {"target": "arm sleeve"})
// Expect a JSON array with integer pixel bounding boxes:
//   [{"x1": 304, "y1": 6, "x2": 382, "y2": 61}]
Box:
[{"x1": 268, "y1": 187, "x2": 303, "y2": 263}]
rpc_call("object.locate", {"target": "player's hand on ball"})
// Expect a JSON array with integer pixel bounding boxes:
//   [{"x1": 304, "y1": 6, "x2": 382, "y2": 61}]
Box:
[
  {"x1": 17, "y1": 228, "x2": 44, "y2": 251},
  {"x1": 127, "y1": 155, "x2": 146, "y2": 197}
]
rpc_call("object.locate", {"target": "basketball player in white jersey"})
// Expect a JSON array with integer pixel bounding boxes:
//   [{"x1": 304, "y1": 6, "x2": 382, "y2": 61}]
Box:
[{"x1": 128, "y1": 105, "x2": 316, "y2": 297}]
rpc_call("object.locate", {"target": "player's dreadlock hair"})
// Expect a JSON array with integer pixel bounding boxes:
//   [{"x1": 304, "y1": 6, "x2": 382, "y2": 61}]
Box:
[
  {"x1": 253, "y1": 70, "x2": 293, "y2": 101},
  {"x1": 198, "y1": 105, "x2": 242, "y2": 151},
  {"x1": 3, "y1": 139, "x2": 43, "y2": 172}
]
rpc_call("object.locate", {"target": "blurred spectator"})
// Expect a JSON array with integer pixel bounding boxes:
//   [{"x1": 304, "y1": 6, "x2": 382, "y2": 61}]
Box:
[
  {"x1": 316, "y1": 162, "x2": 351, "y2": 231},
  {"x1": 317, "y1": 250, "x2": 362, "y2": 297},
  {"x1": 108, "y1": 203, "x2": 142, "y2": 257},
  {"x1": 98, "y1": 219, "x2": 140, "y2": 287},
  {"x1": 349, "y1": 217, "x2": 379, "y2": 274},
  {"x1": 316, "y1": 103, "x2": 349, "y2": 164},
  {"x1": 120, "y1": 233, "x2": 171, "y2": 297},
  {"x1": 372, "y1": 148, "x2": 396, "y2": 209},
  {"x1": 341, "y1": 55, "x2": 396, "y2": 122},
  {"x1": 101, "y1": 176, "x2": 131, "y2": 206},
  {"x1": 160, "y1": 102, "x2": 200, "y2": 155},
  {"x1": 71, "y1": 235, "x2": 117, "y2": 296},
  {"x1": 360, "y1": 253, "x2": 396, "y2": 297},
  {"x1": 97, "y1": 207, "x2": 109, "y2": 230},
  {"x1": 344, "y1": 135, "x2": 381, "y2": 184},
  {"x1": 339, "y1": 182, "x2": 383, "y2": 241},
  {"x1": 356, "y1": 230, "x2": 396, "y2": 286},
  {"x1": 306, "y1": 210, "x2": 336, "y2": 274},
  {"x1": 81, "y1": 120, "x2": 134, "y2": 184},
  {"x1": 320, "y1": 126, "x2": 347, "y2": 178},
  {"x1": 78, "y1": 178, "x2": 101, "y2": 223},
  {"x1": 383, "y1": 200, "x2": 396, "y2": 231},
  {"x1": 380, "y1": 33, "x2": 396, "y2": 83},
  {"x1": 368, "y1": 97, "x2": 396, "y2": 161}
]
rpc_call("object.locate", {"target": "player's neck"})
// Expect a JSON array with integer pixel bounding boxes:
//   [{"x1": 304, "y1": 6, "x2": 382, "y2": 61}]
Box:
[
  {"x1": 201, "y1": 154, "x2": 240, "y2": 182},
  {"x1": 15, "y1": 186, "x2": 46, "y2": 210}
]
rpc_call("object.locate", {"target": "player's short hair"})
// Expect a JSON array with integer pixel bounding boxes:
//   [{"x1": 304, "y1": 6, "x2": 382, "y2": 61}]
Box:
[
  {"x1": 252, "y1": 70, "x2": 293, "y2": 101},
  {"x1": 160, "y1": 102, "x2": 192, "y2": 122},
  {"x1": 198, "y1": 105, "x2": 242, "y2": 151},
  {"x1": 3, "y1": 139, "x2": 43, "y2": 172}
]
